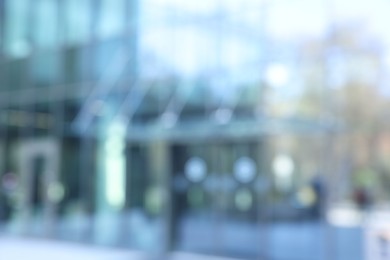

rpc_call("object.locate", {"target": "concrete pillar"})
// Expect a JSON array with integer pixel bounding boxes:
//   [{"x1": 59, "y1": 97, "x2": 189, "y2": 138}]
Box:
[{"x1": 147, "y1": 140, "x2": 171, "y2": 258}]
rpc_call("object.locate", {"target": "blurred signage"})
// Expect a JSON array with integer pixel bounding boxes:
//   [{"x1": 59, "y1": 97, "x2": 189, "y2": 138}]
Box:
[{"x1": 365, "y1": 211, "x2": 390, "y2": 260}]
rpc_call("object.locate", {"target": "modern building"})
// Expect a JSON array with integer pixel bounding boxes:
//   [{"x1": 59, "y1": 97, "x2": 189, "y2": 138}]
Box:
[{"x1": 2, "y1": 0, "x2": 390, "y2": 259}]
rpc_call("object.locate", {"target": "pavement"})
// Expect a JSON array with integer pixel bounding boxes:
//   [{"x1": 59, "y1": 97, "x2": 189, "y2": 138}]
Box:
[
  {"x1": 0, "y1": 207, "x2": 368, "y2": 260},
  {"x1": 0, "y1": 224, "x2": 363, "y2": 260},
  {"x1": 0, "y1": 236, "x2": 238, "y2": 260}
]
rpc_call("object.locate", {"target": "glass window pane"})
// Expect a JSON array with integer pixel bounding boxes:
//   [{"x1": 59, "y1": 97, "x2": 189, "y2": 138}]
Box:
[
  {"x1": 4, "y1": 0, "x2": 31, "y2": 57},
  {"x1": 94, "y1": 38, "x2": 124, "y2": 80},
  {"x1": 31, "y1": 52, "x2": 60, "y2": 88},
  {"x1": 4, "y1": 58, "x2": 28, "y2": 90},
  {"x1": 0, "y1": 63, "x2": 4, "y2": 91},
  {"x1": 97, "y1": 0, "x2": 126, "y2": 38},
  {"x1": 65, "y1": 0, "x2": 91, "y2": 45},
  {"x1": 34, "y1": 0, "x2": 58, "y2": 49},
  {"x1": 63, "y1": 46, "x2": 90, "y2": 84}
]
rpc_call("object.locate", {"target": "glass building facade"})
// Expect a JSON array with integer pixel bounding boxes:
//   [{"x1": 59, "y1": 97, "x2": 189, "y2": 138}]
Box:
[{"x1": 1, "y1": 0, "x2": 390, "y2": 259}]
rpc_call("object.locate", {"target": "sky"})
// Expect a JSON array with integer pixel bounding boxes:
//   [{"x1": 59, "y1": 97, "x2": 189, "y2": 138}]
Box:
[{"x1": 139, "y1": 0, "x2": 390, "y2": 88}]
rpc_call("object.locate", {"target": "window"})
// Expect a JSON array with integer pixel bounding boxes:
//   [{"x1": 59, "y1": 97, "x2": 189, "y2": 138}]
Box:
[
  {"x1": 31, "y1": 52, "x2": 60, "y2": 87},
  {"x1": 63, "y1": 47, "x2": 90, "y2": 84},
  {"x1": 34, "y1": 0, "x2": 58, "y2": 49},
  {"x1": 65, "y1": 0, "x2": 91, "y2": 45},
  {"x1": 97, "y1": 0, "x2": 126, "y2": 38},
  {"x1": 4, "y1": 0, "x2": 30, "y2": 57},
  {"x1": 94, "y1": 38, "x2": 124, "y2": 80},
  {"x1": 4, "y1": 58, "x2": 28, "y2": 89},
  {"x1": 0, "y1": 63, "x2": 4, "y2": 91}
]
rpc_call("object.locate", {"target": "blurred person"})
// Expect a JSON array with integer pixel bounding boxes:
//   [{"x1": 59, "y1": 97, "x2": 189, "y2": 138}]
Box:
[
  {"x1": 352, "y1": 167, "x2": 376, "y2": 210},
  {"x1": 292, "y1": 176, "x2": 325, "y2": 220},
  {"x1": 353, "y1": 186, "x2": 372, "y2": 210},
  {"x1": 309, "y1": 175, "x2": 326, "y2": 219}
]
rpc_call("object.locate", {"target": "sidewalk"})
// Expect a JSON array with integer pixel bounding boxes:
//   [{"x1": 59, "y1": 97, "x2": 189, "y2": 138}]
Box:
[{"x1": 0, "y1": 236, "x2": 237, "y2": 260}]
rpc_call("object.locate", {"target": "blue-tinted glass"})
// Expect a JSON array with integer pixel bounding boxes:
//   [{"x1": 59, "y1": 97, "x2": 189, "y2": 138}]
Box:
[
  {"x1": 4, "y1": 0, "x2": 30, "y2": 57},
  {"x1": 31, "y1": 52, "x2": 60, "y2": 87},
  {"x1": 34, "y1": 0, "x2": 58, "y2": 49},
  {"x1": 97, "y1": 0, "x2": 126, "y2": 38},
  {"x1": 94, "y1": 38, "x2": 124, "y2": 80},
  {"x1": 65, "y1": 0, "x2": 91, "y2": 45},
  {"x1": 0, "y1": 64, "x2": 5, "y2": 92},
  {"x1": 4, "y1": 58, "x2": 28, "y2": 90},
  {"x1": 63, "y1": 46, "x2": 90, "y2": 84}
]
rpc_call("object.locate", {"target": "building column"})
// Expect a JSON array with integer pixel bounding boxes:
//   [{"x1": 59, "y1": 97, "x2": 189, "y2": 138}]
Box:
[
  {"x1": 94, "y1": 111, "x2": 127, "y2": 245},
  {"x1": 147, "y1": 140, "x2": 171, "y2": 257}
]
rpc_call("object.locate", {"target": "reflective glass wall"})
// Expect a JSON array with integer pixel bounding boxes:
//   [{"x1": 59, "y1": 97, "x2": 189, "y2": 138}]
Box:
[{"x1": 1, "y1": 0, "x2": 390, "y2": 259}]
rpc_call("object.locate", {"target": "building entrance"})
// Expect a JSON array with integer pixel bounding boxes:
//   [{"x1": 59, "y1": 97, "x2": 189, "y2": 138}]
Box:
[
  {"x1": 17, "y1": 138, "x2": 60, "y2": 237},
  {"x1": 170, "y1": 140, "x2": 268, "y2": 258}
]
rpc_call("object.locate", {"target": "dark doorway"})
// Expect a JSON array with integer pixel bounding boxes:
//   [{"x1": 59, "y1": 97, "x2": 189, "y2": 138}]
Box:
[{"x1": 31, "y1": 156, "x2": 45, "y2": 214}]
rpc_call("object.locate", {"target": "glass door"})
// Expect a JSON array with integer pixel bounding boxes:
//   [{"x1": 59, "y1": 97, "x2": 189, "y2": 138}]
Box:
[
  {"x1": 170, "y1": 140, "x2": 266, "y2": 258},
  {"x1": 215, "y1": 142, "x2": 265, "y2": 259},
  {"x1": 170, "y1": 143, "x2": 216, "y2": 254}
]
